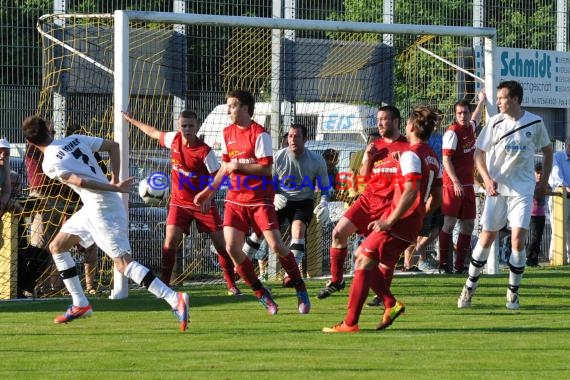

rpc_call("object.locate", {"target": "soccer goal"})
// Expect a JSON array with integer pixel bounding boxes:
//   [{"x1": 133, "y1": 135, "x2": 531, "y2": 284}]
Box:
[{"x1": 5, "y1": 11, "x2": 496, "y2": 300}]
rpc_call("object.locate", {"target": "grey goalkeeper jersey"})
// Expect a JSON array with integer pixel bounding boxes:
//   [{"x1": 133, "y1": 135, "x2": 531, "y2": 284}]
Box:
[{"x1": 273, "y1": 147, "x2": 330, "y2": 202}]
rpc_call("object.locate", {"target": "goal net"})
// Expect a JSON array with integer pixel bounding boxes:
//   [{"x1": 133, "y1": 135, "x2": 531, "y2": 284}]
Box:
[{"x1": 0, "y1": 11, "x2": 494, "y2": 299}]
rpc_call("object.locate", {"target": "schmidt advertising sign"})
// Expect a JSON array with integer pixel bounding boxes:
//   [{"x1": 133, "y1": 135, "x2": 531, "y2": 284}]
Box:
[{"x1": 497, "y1": 48, "x2": 570, "y2": 108}]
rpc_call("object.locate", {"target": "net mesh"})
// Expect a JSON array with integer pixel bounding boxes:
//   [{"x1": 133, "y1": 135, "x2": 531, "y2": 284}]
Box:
[{"x1": 0, "y1": 13, "x2": 486, "y2": 299}]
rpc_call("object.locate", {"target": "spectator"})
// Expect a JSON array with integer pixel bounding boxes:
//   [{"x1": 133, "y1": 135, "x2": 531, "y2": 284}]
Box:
[
  {"x1": 527, "y1": 162, "x2": 547, "y2": 266},
  {"x1": 457, "y1": 80, "x2": 552, "y2": 310},
  {"x1": 547, "y1": 136, "x2": 570, "y2": 263},
  {"x1": 0, "y1": 138, "x2": 15, "y2": 216}
]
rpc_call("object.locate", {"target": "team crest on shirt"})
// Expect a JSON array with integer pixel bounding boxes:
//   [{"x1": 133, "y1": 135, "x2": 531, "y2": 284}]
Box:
[{"x1": 526, "y1": 131, "x2": 532, "y2": 137}]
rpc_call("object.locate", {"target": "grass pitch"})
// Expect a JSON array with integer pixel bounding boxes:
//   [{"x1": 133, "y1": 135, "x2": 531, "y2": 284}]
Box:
[{"x1": 1, "y1": 266, "x2": 570, "y2": 379}]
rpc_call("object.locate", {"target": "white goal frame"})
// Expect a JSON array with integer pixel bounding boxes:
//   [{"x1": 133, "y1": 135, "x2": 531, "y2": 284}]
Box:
[{"x1": 109, "y1": 11, "x2": 497, "y2": 298}]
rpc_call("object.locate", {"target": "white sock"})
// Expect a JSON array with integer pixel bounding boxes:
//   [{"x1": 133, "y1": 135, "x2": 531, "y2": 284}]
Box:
[
  {"x1": 53, "y1": 252, "x2": 89, "y2": 307},
  {"x1": 466, "y1": 243, "x2": 491, "y2": 289},
  {"x1": 508, "y1": 250, "x2": 526, "y2": 288},
  {"x1": 124, "y1": 261, "x2": 178, "y2": 308}
]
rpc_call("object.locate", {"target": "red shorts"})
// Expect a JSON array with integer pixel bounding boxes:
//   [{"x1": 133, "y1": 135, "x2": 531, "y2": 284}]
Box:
[
  {"x1": 343, "y1": 193, "x2": 390, "y2": 236},
  {"x1": 167, "y1": 204, "x2": 222, "y2": 234},
  {"x1": 223, "y1": 202, "x2": 279, "y2": 235},
  {"x1": 442, "y1": 185, "x2": 476, "y2": 219},
  {"x1": 359, "y1": 231, "x2": 410, "y2": 267}
]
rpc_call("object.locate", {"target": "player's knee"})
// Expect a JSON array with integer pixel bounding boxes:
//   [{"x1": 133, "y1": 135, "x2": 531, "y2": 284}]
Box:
[
  {"x1": 459, "y1": 220, "x2": 475, "y2": 235},
  {"x1": 508, "y1": 250, "x2": 526, "y2": 269}
]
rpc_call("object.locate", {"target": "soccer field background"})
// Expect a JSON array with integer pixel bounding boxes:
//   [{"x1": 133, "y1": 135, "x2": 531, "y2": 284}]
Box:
[{"x1": 1, "y1": 266, "x2": 569, "y2": 379}]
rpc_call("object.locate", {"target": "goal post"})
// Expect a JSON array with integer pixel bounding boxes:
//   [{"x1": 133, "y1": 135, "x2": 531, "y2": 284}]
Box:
[{"x1": 25, "y1": 11, "x2": 497, "y2": 300}]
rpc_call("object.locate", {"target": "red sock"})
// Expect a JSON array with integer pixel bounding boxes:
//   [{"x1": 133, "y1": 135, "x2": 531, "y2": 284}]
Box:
[
  {"x1": 278, "y1": 252, "x2": 306, "y2": 291},
  {"x1": 330, "y1": 247, "x2": 347, "y2": 284},
  {"x1": 438, "y1": 230, "x2": 452, "y2": 268},
  {"x1": 160, "y1": 247, "x2": 176, "y2": 285},
  {"x1": 455, "y1": 233, "x2": 472, "y2": 271},
  {"x1": 216, "y1": 251, "x2": 236, "y2": 289},
  {"x1": 236, "y1": 258, "x2": 264, "y2": 298},
  {"x1": 344, "y1": 269, "x2": 371, "y2": 326},
  {"x1": 369, "y1": 266, "x2": 383, "y2": 297},
  {"x1": 378, "y1": 265, "x2": 396, "y2": 308}
]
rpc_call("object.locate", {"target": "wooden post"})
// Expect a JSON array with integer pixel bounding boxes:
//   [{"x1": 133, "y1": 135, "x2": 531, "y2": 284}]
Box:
[
  {"x1": 550, "y1": 187, "x2": 568, "y2": 266},
  {"x1": 0, "y1": 211, "x2": 19, "y2": 299}
]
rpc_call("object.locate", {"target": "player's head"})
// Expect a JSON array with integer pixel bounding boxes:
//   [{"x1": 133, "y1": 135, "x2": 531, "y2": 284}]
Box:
[
  {"x1": 287, "y1": 124, "x2": 307, "y2": 155},
  {"x1": 226, "y1": 90, "x2": 255, "y2": 117},
  {"x1": 405, "y1": 106, "x2": 437, "y2": 142},
  {"x1": 498, "y1": 80, "x2": 523, "y2": 105},
  {"x1": 497, "y1": 81, "x2": 523, "y2": 116},
  {"x1": 323, "y1": 148, "x2": 339, "y2": 174},
  {"x1": 376, "y1": 105, "x2": 401, "y2": 139},
  {"x1": 22, "y1": 115, "x2": 53, "y2": 146},
  {"x1": 453, "y1": 100, "x2": 472, "y2": 127},
  {"x1": 434, "y1": 109, "x2": 444, "y2": 128},
  {"x1": 178, "y1": 110, "x2": 199, "y2": 142}
]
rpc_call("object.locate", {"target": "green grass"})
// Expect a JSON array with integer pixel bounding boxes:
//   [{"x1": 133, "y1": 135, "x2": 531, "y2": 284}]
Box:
[{"x1": 1, "y1": 266, "x2": 570, "y2": 379}]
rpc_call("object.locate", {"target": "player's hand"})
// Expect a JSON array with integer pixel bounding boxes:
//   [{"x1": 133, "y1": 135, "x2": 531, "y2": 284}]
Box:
[
  {"x1": 314, "y1": 200, "x2": 330, "y2": 224},
  {"x1": 274, "y1": 193, "x2": 287, "y2": 211},
  {"x1": 194, "y1": 189, "x2": 212, "y2": 207},
  {"x1": 117, "y1": 176, "x2": 135, "y2": 193},
  {"x1": 225, "y1": 162, "x2": 239, "y2": 174},
  {"x1": 364, "y1": 143, "x2": 376, "y2": 158},
  {"x1": 368, "y1": 219, "x2": 391, "y2": 232},
  {"x1": 453, "y1": 182, "x2": 464, "y2": 197},
  {"x1": 121, "y1": 110, "x2": 133, "y2": 122},
  {"x1": 484, "y1": 178, "x2": 498, "y2": 196},
  {"x1": 199, "y1": 198, "x2": 211, "y2": 214}
]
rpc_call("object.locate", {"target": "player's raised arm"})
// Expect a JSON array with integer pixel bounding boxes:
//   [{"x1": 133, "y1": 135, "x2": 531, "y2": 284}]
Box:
[
  {"x1": 122, "y1": 111, "x2": 162, "y2": 140},
  {"x1": 98, "y1": 139, "x2": 121, "y2": 184}
]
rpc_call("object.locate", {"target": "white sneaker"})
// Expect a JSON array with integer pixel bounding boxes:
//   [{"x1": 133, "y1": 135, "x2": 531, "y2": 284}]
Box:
[
  {"x1": 506, "y1": 289, "x2": 520, "y2": 310},
  {"x1": 458, "y1": 285, "x2": 475, "y2": 308}
]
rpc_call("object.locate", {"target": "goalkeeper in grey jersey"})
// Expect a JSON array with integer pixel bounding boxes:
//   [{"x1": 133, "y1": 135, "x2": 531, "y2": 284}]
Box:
[{"x1": 243, "y1": 124, "x2": 331, "y2": 281}]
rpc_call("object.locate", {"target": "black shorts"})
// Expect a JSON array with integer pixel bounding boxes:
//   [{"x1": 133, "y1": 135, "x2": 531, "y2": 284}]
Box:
[
  {"x1": 276, "y1": 198, "x2": 315, "y2": 227},
  {"x1": 418, "y1": 208, "x2": 444, "y2": 237}
]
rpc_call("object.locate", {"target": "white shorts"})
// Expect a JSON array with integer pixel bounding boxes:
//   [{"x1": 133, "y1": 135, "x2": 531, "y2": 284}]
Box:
[
  {"x1": 60, "y1": 206, "x2": 132, "y2": 258},
  {"x1": 480, "y1": 194, "x2": 532, "y2": 231}
]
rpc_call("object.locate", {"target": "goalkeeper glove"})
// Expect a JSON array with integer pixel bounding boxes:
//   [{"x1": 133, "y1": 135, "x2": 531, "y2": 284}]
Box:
[
  {"x1": 273, "y1": 193, "x2": 287, "y2": 211},
  {"x1": 314, "y1": 200, "x2": 330, "y2": 224}
]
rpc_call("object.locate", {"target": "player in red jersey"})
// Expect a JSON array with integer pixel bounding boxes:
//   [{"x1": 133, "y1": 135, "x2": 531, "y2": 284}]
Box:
[
  {"x1": 438, "y1": 91, "x2": 486, "y2": 273},
  {"x1": 194, "y1": 90, "x2": 310, "y2": 315},
  {"x1": 123, "y1": 110, "x2": 241, "y2": 295},
  {"x1": 317, "y1": 105, "x2": 409, "y2": 299},
  {"x1": 323, "y1": 106, "x2": 442, "y2": 333}
]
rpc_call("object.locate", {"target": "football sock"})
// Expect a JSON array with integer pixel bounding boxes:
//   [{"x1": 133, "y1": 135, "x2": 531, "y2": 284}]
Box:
[
  {"x1": 508, "y1": 249, "x2": 526, "y2": 288},
  {"x1": 438, "y1": 230, "x2": 452, "y2": 269},
  {"x1": 344, "y1": 269, "x2": 371, "y2": 326},
  {"x1": 466, "y1": 243, "x2": 490, "y2": 289},
  {"x1": 236, "y1": 258, "x2": 264, "y2": 298},
  {"x1": 455, "y1": 233, "x2": 472, "y2": 271},
  {"x1": 330, "y1": 247, "x2": 347, "y2": 284},
  {"x1": 290, "y1": 238, "x2": 305, "y2": 264},
  {"x1": 160, "y1": 247, "x2": 176, "y2": 285},
  {"x1": 278, "y1": 252, "x2": 306, "y2": 291},
  {"x1": 216, "y1": 250, "x2": 237, "y2": 289},
  {"x1": 377, "y1": 264, "x2": 396, "y2": 308},
  {"x1": 53, "y1": 252, "x2": 89, "y2": 307},
  {"x1": 125, "y1": 261, "x2": 178, "y2": 307}
]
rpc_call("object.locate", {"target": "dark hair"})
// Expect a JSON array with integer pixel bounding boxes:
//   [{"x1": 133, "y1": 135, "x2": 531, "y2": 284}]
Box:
[
  {"x1": 378, "y1": 105, "x2": 401, "y2": 123},
  {"x1": 498, "y1": 80, "x2": 524, "y2": 105},
  {"x1": 323, "y1": 148, "x2": 338, "y2": 160},
  {"x1": 179, "y1": 110, "x2": 198, "y2": 120},
  {"x1": 535, "y1": 162, "x2": 543, "y2": 171},
  {"x1": 453, "y1": 100, "x2": 472, "y2": 112},
  {"x1": 227, "y1": 90, "x2": 255, "y2": 116},
  {"x1": 289, "y1": 123, "x2": 307, "y2": 138},
  {"x1": 65, "y1": 123, "x2": 81, "y2": 136},
  {"x1": 408, "y1": 106, "x2": 437, "y2": 141},
  {"x1": 22, "y1": 115, "x2": 51, "y2": 146}
]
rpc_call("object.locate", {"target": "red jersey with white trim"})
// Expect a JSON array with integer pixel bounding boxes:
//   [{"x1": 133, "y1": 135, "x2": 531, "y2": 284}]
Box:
[
  {"x1": 388, "y1": 142, "x2": 442, "y2": 243},
  {"x1": 222, "y1": 121, "x2": 275, "y2": 205},
  {"x1": 363, "y1": 135, "x2": 409, "y2": 199},
  {"x1": 160, "y1": 131, "x2": 220, "y2": 207},
  {"x1": 442, "y1": 121, "x2": 476, "y2": 186}
]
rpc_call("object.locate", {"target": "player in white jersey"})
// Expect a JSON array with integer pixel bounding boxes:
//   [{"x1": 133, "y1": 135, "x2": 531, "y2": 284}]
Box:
[
  {"x1": 21, "y1": 116, "x2": 189, "y2": 331},
  {"x1": 457, "y1": 81, "x2": 553, "y2": 310}
]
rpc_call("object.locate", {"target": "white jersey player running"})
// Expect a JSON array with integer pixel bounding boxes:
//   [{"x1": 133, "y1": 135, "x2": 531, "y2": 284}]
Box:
[{"x1": 21, "y1": 115, "x2": 189, "y2": 331}]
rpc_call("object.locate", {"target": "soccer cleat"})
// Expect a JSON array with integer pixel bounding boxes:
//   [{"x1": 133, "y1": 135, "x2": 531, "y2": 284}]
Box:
[
  {"x1": 367, "y1": 295, "x2": 383, "y2": 307},
  {"x1": 458, "y1": 285, "x2": 476, "y2": 308},
  {"x1": 258, "y1": 287, "x2": 279, "y2": 315},
  {"x1": 316, "y1": 279, "x2": 346, "y2": 299},
  {"x1": 506, "y1": 289, "x2": 520, "y2": 310},
  {"x1": 173, "y1": 292, "x2": 190, "y2": 332},
  {"x1": 376, "y1": 300, "x2": 405, "y2": 330},
  {"x1": 322, "y1": 321, "x2": 360, "y2": 333},
  {"x1": 296, "y1": 289, "x2": 311, "y2": 314},
  {"x1": 227, "y1": 286, "x2": 244, "y2": 297},
  {"x1": 53, "y1": 304, "x2": 93, "y2": 324}
]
